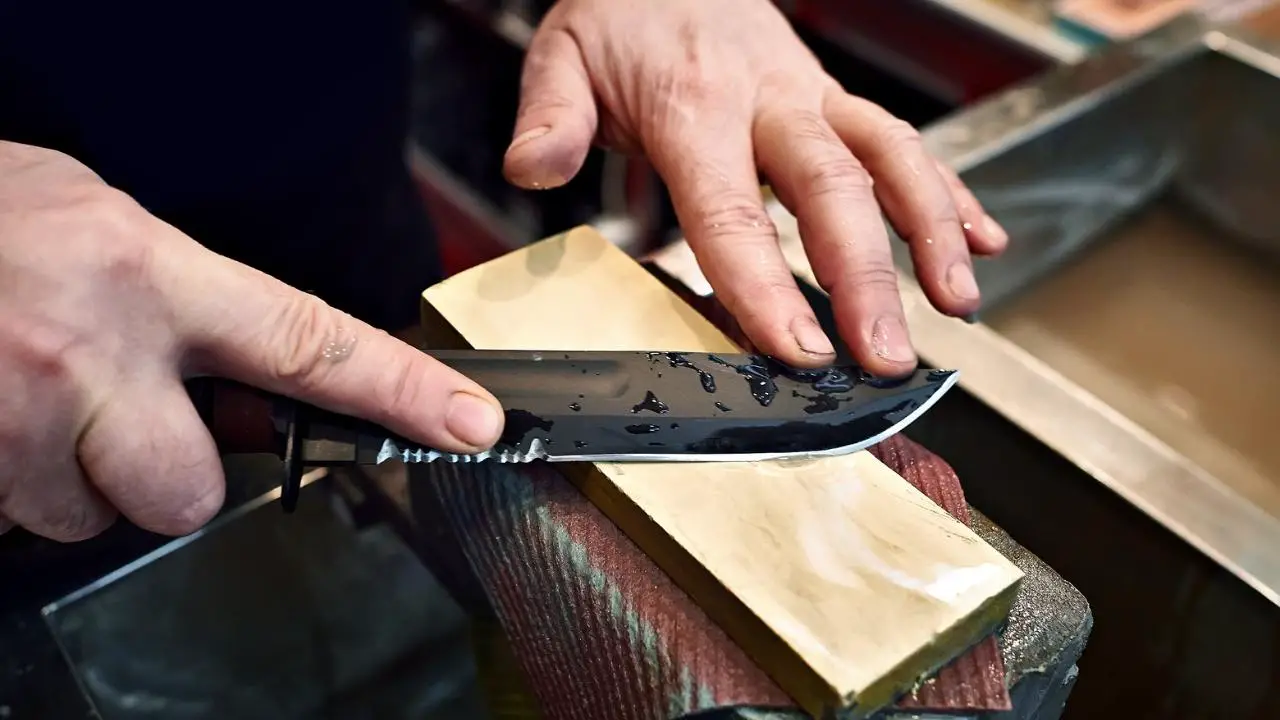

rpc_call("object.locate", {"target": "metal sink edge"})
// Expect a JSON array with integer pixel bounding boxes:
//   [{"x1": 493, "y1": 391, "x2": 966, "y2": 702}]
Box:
[{"x1": 894, "y1": 16, "x2": 1280, "y2": 606}]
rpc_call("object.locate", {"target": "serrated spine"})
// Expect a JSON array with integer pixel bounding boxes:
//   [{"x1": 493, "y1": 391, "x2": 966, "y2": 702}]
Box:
[{"x1": 376, "y1": 437, "x2": 550, "y2": 464}]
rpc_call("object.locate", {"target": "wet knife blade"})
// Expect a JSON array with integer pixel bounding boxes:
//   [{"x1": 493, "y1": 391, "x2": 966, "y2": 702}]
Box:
[{"x1": 289, "y1": 350, "x2": 959, "y2": 466}]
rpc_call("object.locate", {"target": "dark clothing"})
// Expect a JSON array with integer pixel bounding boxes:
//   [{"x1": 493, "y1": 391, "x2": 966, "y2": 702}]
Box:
[{"x1": 0, "y1": 0, "x2": 439, "y2": 330}]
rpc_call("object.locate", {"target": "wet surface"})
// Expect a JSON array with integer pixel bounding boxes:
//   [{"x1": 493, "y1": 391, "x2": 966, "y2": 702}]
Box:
[
  {"x1": 707, "y1": 355, "x2": 779, "y2": 407},
  {"x1": 384, "y1": 350, "x2": 954, "y2": 461},
  {"x1": 650, "y1": 352, "x2": 718, "y2": 393},
  {"x1": 630, "y1": 390, "x2": 670, "y2": 415},
  {"x1": 986, "y1": 199, "x2": 1280, "y2": 518},
  {"x1": 791, "y1": 389, "x2": 842, "y2": 415}
]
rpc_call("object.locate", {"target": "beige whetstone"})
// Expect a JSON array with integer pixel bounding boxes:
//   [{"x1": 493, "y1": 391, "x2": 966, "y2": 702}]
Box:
[{"x1": 420, "y1": 227, "x2": 1024, "y2": 718}]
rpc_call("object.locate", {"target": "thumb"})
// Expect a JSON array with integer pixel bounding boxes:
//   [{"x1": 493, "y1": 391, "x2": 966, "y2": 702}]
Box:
[
  {"x1": 168, "y1": 247, "x2": 505, "y2": 454},
  {"x1": 504, "y1": 26, "x2": 598, "y2": 190}
]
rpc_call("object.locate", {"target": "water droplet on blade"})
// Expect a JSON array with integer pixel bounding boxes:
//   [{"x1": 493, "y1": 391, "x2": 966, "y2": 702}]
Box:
[
  {"x1": 709, "y1": 354, "x2": 778, "y2": 406},
  {"x1": 630, "y1": 390, "x2": 669, "y2": 414},
  {"x1": 665, "y1": 352, "x2": 717, "y2": 393}
]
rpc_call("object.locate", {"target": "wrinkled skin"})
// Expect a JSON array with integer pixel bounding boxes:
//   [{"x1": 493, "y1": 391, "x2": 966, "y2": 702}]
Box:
[
  {"x1": 0, "y1": 144, "x2": 504, "y2": 541},
  {"x1": 503, "y1": 0, "x2": 1007, "y2": 374},
  {"x1": 0, "y1": 0, "x2": 1007, "y2": 541}
]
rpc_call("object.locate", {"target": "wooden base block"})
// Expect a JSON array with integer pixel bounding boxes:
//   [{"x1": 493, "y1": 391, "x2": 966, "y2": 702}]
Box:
[{"x1": 419, "y1": 227, "x2": 1023, "y2": 718}]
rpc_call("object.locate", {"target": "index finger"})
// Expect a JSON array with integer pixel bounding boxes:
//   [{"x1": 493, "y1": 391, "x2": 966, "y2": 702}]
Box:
[{"x1": 161, "y1": 241, "x2": 505, "y2": 454}]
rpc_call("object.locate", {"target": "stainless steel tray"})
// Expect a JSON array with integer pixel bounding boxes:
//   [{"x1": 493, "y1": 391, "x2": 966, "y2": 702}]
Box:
[{"x1": 911, "y1": 16, "x2": 1280, "y2": 608}]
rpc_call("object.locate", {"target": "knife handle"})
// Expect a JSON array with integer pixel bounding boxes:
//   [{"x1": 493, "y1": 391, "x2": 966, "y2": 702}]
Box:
[{"x1": 184, "y1": 377, "x2": 309, "y2": 513}]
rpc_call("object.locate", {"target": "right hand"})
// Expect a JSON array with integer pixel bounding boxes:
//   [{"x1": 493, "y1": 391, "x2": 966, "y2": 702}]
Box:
[{"x1": 0, "y1": 141, "x2": 505, "y2": 541}]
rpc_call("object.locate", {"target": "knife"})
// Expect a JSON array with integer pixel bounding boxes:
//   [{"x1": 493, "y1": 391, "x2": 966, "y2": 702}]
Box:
[{"x1": 243, "y1": 350, "x2": 958, "y2": 511}]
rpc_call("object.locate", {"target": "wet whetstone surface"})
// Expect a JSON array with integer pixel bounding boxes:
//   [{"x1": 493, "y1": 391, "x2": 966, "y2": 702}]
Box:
[{"x1": 652, "y1": 265, "x2": 1013, "y2": 713}]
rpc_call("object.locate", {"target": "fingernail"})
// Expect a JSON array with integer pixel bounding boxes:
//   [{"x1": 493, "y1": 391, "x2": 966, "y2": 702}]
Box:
[
  {"x1": 983, "y1": 214, "x2": 1008, "y2": 243},
  {"x1": 946, "y1": 262, "x2": 980, "y2": 301},
  {"x1": 870, "y1": 316, "x2": 915, "y2": 364},
  {"x1": 791, "y1": 316, "x2": 835, "y2": 357},
  {"x1": 508, "y1": 126, "x2": 551, "y2": 151},
  {"x1": 446, "y1": 392, "x2": 503, "y2": 448}
]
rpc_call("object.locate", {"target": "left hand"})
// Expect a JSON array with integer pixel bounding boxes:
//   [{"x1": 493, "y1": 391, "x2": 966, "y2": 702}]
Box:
[{"x1": 503, "y1": 0, "x2": 1008, "y2": 377}]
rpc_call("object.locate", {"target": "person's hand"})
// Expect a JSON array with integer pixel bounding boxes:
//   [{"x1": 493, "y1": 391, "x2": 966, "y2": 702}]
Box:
[
  {"x1": 0, "y1": 142, "x2": 504, "y2": 541},
  {"x1": 503, "y1": 0, "x2": 1008, "y2": 375}
]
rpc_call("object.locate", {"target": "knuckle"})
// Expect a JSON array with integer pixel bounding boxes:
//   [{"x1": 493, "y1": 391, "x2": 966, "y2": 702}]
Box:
[
  {"x1": 745, "y1": 275, "x2": 803, "y2": 307},
  {"x1": 848, "y1": 261, "x2": 902, "y2": 294},
  {"x1": 720, "y1": 271, "x2": 797, "y2": 310},
  {"x1": 71, "y1": 188, "x2": 161, "y2": 285},
  {"x1": 820, "y1": 257, "x2": 900, "y2": 298},
  {"x1": 266, "y1": 294, "x2": 346, "y2": 391},
  {"x1": 803, "y1": 156, "x2": 875, "y2": 200},
  {"x1": 788, "y1": 111, "x2": 834, "y2": 143},
  {"x1": 878, "y1": 118, "x2": 924, "y2": 152},
  {"x1": 74, "y1": 186, "x2": 147, "y2": 237},
  {"x1": 5, "y1": 322, "x2": 80, "y2": 383},
  {"x1": 778, "y1": 111, "x2": 877, "y2": 200},
  {"x1": 928, "y1": 201, "x2": 963, "y2": 230},
  {"x1": 44, "y1": 503, "x2": 113, "y2": 542},
  {"x1": 520, "y1": 91, "x2": 579, "y2": 118},
  {"x1": 692, "y1": 198, "x2": 777, "y2": 240},
  {"x1": 98, "y1": 232, "x2": 159, "y2": 290}
]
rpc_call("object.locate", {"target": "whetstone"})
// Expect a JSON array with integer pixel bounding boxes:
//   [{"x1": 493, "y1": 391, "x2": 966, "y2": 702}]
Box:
[{"x1": 419, "y1": 227, "x2": 1024, "y2": 718}]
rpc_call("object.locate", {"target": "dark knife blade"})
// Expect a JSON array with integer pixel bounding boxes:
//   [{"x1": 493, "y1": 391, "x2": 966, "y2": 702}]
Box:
[{"x1": 295, "y1": 350, "x2": 958, "y2": 466}]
